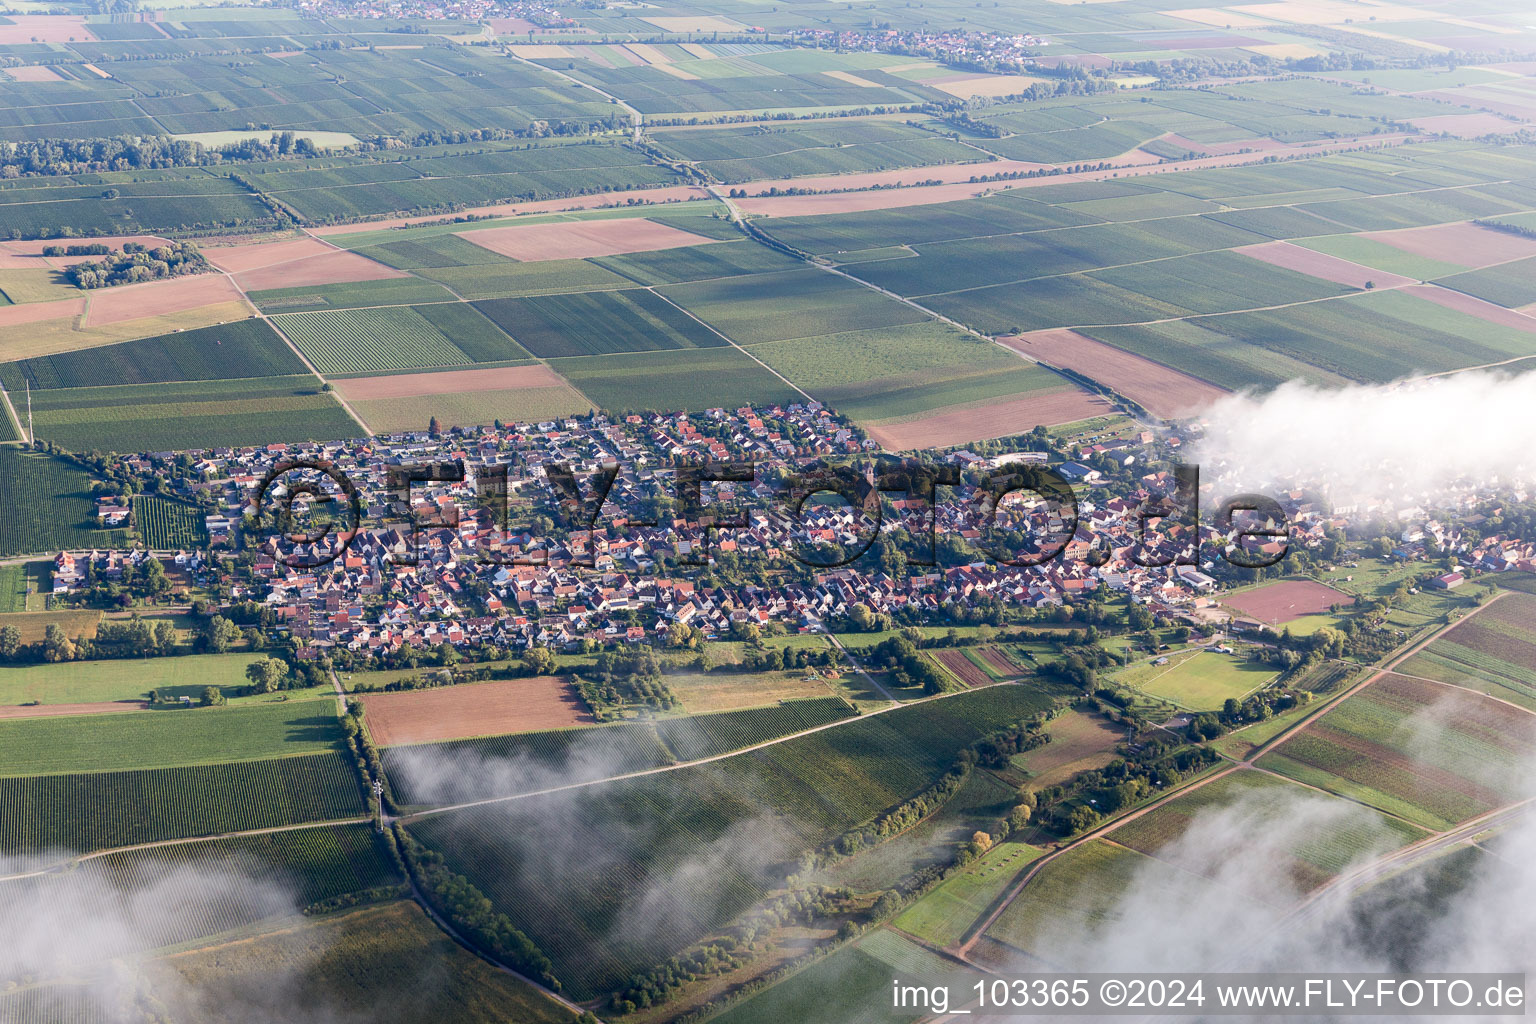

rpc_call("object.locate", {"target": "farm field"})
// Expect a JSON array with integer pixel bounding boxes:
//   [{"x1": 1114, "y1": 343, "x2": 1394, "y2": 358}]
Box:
[
  {"x1": 653, "y1": 697, "x2": 856, "y2": 762},
  {"x1": 277, "y1": 305, "x2": 522, "y2": 375},
  {"x1": 360, "y1": 675, "x2": 592, "y2": 746},
  {"x1": 1223, "y1": 578, "x2": 1358, "y2": 625},
  {"x1": 1011, "y1": 709, "x2": 1125, "y2": 791},
  {"x1": 1397, "y1": 592, "x2": 1536, "y2": 710},
  {"x1": 248, "y1": 277, "x2": 460, "y2": 314},
  {"x1": 0, "y1": 751, "x2": 367, "y2": 856},
  {"x1": 0, "y1": 608, "x2": 100, "y2": 645},
  {"x1": 147, "y1": 901, "x2": 575, "y2": 1024},
  {"x1": 1257, "y1": 673, "x2": 1536, "y2": 830},
  {"x1": 406, "y1": 684, "x2": 1061, "y2": 998},
  {"x1": 1104, "y1": 769, "x2": 1427, "y2": 900},
  {"x1": 549, "y1": 347, "x2": 801, "y2": 414},
  {"x1": 0, "y1": 699, "x2": 344, "y2": 777},
  {"x1": 473, "y1": 288, "x2": 728, "y2": 357},
  {"x1": 353, "y1": 384, "x2": 589, "y2": 434},
  {"x1": 666, "y1": 667, "x2": 842, "y2": 713},
  {"x1": 891, "y1": 839, "x2": 1047, "y2": 948},
  {"x1": 0, "y1": 651, "x2": 265, "y2": 707},
  {"x1": 22, "y1": 376, "x2": 360, "y2": 452},
  {"x1": 135, "y1": 494, "x2": 209, "y2": 549},
  {"x1": 0, "y1": 447, "x2": 126, "y2": 556},
  {"x1": 1115, "y1": 648, "x2": 1276, "y2": 711}
]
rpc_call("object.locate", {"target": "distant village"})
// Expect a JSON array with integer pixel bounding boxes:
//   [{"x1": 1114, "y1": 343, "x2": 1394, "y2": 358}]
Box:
[{"x1": 46, "y1": 401, "x2": 1536, "y2": 664}]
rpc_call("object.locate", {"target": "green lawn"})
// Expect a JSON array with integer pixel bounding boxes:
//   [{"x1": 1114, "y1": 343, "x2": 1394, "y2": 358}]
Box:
[
  {"x1": 0, "y1": 652, "x2": 330, "y2": 707},
  {"x1": 0, "y1": 699, "x2": 344, "y2": 777},
  {"x1": 1118, "y1": 649, "x2": 1277, "y2": 711}
]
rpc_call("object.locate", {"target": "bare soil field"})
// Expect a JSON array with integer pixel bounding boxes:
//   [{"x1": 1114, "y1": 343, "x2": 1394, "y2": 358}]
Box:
[
  {"x1": 0, "y1": 700, "x2": 144, "y2": 719},
  {"x1": 1159, "y1": 133, "x2": 1282, "y2": 156},
  {"x1": 933, "y1": 649, "x2": 990, "y2": 688},
  {"x1": 3, "y1": 65, "x2": 64, "y2": 82},
  {"x1": 1409, "y1": 112, "x2": 1528, "y2": 135},
  {"x1": 488, "y1": 16, "x2": 539, "y2": 32},
  {"x1": 204, "y1": 237, "x2": 334, "y2": 274},
  {"x1": 232, "y1": 250, "x2": 405, "y2": 291},
  {"x1": 1404, "y1": 284, "x2": 1536, "y2": 334},
  {"x1": 0, "y1": 296, "x2": 85, "y2": 328},
  {"x1": 360, "y1": 675, "x2": 592, "y2": 746},
  {"x1": 0, "y1": 15, "x2": 95, "y2": 43},
  {"x1": 309, "y1": 187, "x2": 714, "y2": 236},
  {"x1": 83, "y1": 274, "x2": 245, "y2": 327},
  {"x1": 336, "y1": 363, "x2": 568, "y2": 401},
  {"x1": 865, "y1": 389, "x2": 1114, "y2": 450},
  {"x1": 977, "y1": 647, "x2": 1026, "y2": 678},
  {"x1": 1236, "y1": 240, "x2": 1414, "y2": 290},
  {"x1": 744, "y1": 158, "x2": 1041, "y2": 197},
  {"x1": 1001, "y1": 329, "x2": 1226, "y2": 418},
  {"x1": 1223, "y1": 579, "x2": 1355, "y2": 624},
  {"x1": 1366, "y1": 221, "x2": 1536, "y2": 267},
  {"x1": 459, "y1": 219, "x2": 720, "y2": 261}
]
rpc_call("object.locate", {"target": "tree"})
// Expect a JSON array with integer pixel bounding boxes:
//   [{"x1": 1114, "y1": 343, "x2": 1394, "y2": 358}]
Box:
[
  {"x1": 203, "y1": 614, "x2": 240, "y2": 653},
  {"x1": 428, "y1": 415, "x2": 441, "y2": 436},
  {"x1": 0, "y1": 625, "x2": 19, "y2": 661},
  {"x1": 200, "y1": 685, "x2": 225, "y2": 706},
  {"x1": 152, "y1": 620, "x2": 177, "y2": 657},
  {"x1": 42, "y1": 623, "x2": 75, "y2": 663},
  {"x1": 523, "y1": 645, "x2": 557, "y2": 675},
  {"x1": 245, "y1": 657, "x2": 288, "y2": 694}
]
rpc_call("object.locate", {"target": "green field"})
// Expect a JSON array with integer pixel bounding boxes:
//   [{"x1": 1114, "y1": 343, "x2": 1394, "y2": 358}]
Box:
[
  {"x1": 247, "y1": 277, "x2": 460, "y2": 314},
  {"x1": 0, "y1": 751, "x2": 366, "y2": 855},
  {"x1": 550, "y1": 347, "x2": 801, "y2": 414},
  {"x1": 653, "y1": 697, "x2": 855, "y2": 761},
  {"x1": 891, "y1": 839, "x2": 1046, "y2": 947},
  {"x1": 24, "y1": 376, "x2": 360, "y2": 452},
  {"x1": 1397, "y1": 593, "x2": 1536, "y2": 710},
  {"x1": 0, "y1": 319, "x2": 305, "y2": 391},
  {"x1": 148, "y1": 901, "x2": 576, "y2": 1024},
  {"x1": 661, "y1": 269, "x2": 931, "y2": 345},
  {"x1": 473, "y1": 288, "x2": 727, "y2": 357},
  {"x1": 0, "y1": 699, "x2": 345, "y2": 777},
  {"x1": 1435, "y1": 255, "x2": 1536, "y2": 309},
  {"x1": 0, "y1": 651, "x2": 326, "y2": 707},
  {"x1": 278, "y1": 306, "x2": 496, "y2": 375},
  {"x1": 135, "y1": 494, "x2": 209, "y2": 549},
  {"x1": 1115, "y1": 649, "x2": 1277, "y2": 711},
  {"x1": 0, "y1": 447, "x2": 127, "y2": 556}
]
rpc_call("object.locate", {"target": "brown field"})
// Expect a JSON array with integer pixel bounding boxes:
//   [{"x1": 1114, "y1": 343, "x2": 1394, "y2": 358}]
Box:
[
  {"x1": 488, "y1": 16, "x2": 539, "y2": 32},
  {"x1": 1366, "y1": 221, "x2": 1536, "y2": 267},
  {"x1": 1423, "y1": 89, "x2": 1536, "y2": 122},
  {"x1": 506, "y1": 43, "x2": 569, "y2": 58},
  {"x1": 1404, "y1": 284, "x2": 1536, "y2": 333},
  {"x1": 1001, "y1": 329, "x2": 1226, "y2": 417},
  {"x1": 1158, "y1": 133, "x2": 1283, "y2": 156},
  {"x1": 232, "y1": 250, "x2": 405, "y2": 291},
  {"x1": 978, "y1": 647, "x2": 1027, "y2": 678},
  {"x1": 865, "y1": 389, "x2": 1114, "y2": 450},
  {"x1": 353, "y1": 384, "x2": 588, "y2": 434},
  {"x1": 6, "y1": 301, "x2": 255, "y2": 360},
  {"x1": 0, "y1": 15, "x2": 95, "y2": 43},
  {"x1": 0, "y1": 610, "x2": 101, "y2": 644},
  {"x1": 0, "y1": 700, "x2": 144, "y2": 719},
  {"x1": 0, "y1": 296, "x2": 85, "y2": 328},
  {"x1": 652, "y1": 63, "x2": 702, "y2": 81},
  {"x1": 83, "y1": 274, "x2": 245, "y2": 327},
  {"x1": 932, "y1": 649, "x2": 990, "y2": 688},
  {"x1": 1224, "y1": 579, "x2": 1355, "y2": 624},
  {"x1": 335, "y1": 363, "x2": 566, "y2": 401},
  {"x1": 1410, "y1": 112, "x2": 1528, "y2": 135},
  {"x1": 360, "y1": 675, "x2": 592, "y2": 746},
  {"x1": 310, "y1": 187, "x2": 714, "y2": 236},
  {"x1": 3, "y1": 65, "x2": 64, "y2": 82},
  {"x1": 745, "y1": 158, "x2": 1042, "y2": 196},
  {"x1": 459, "y1": 219, "x2": 719, "y2": 261},
  {"x1": 203, "y1": 237, "x2": 333, "y2": 274},
  {"x1": 1014, "y1": 710, "x2": 1125, "y2": 789},
  {"x1": 1236, "y1": 240, "x2": 1414, "y2": 290}
]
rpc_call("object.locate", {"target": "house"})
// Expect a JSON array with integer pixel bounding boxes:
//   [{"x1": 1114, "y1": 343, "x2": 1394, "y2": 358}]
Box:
[{"x1": 1427, "y1": 571, "x2": 1465, "y2": 590}]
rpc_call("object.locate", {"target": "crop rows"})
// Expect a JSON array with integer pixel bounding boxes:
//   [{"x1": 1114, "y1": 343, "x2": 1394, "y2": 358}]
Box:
[
  {"x1": 280, "y1": 307, "x2": 473, "y2": 375},
  {"x1": 653, "y1": 697, "x2": 854, "y2": 761},
  {"x1": 135, "y1": 495, "x2": 208, "y2": 550},
  {"x1": 0, "y1": 448, "x2": 123, "y2": 557},
  {"x1": 0, "y1": 752, "x2": 368, "y2": 856}
]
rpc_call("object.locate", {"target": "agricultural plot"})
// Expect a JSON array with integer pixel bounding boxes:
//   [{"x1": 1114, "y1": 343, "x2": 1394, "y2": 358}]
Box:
[
  {"x1": 660, "y1": 269, "x2": 930, "y2": 345},
  {"x1": 708, "y1": 928, "x2": 952, "y2": 1024},
  {"x1": 1011, "y1": 709, "x2": 1125, "y2": 790},
  {"x1": 0, "y1": 652, "x2": 293, "y2": 709},
  {"x1": 147, "y1": 901, "x2": 574, "y2": 1024},
  {"x1": 549, "y1": 347, "x2": 800, "y2": 414},
  {"x1": 278, "y1": 306, "x2": 487, "y2": 375},
  {"x1": 1398, "y1": 593, "x2": 1536, "y2": 710},
  {"x1": 0, "y1": 447, "x2": 125, "y2": 556},
  {"x1": 23, "y1": 376, "x2": 359, "y2": 452},
  {"x1": 406, "y1": 684, "x2": 1059, "y2": 998},
  {"x1": 361, "y1": 675, "x2": 592, "y2": 747},
  {"x1": 665, "y1": 665, "x2": 839, "y2": 713},
  {"x1": 1106, "y1": 769, "x2": 1426, "y2": 901},
  {"x1": 134, "y1": 495, "x2": 209, "y2": 549},
  {"x1": 651, "y1": 121, "x2": 980, "y2": 183},
  {"x1": 0, "y1": 319, "x2": 304, "y2": 391},
  {"x1": 892, "y1": 839, "x2": 1046, "y2": 948},
  {"x1": 0, "y1": 751, "x2": 366, "y2": 856},
  {"x1": 592, "y1": 238, "x2": 800, "y2": 286},
  {"x1": 1224, "y1": 579, "x2": 1356, "y2": 625},
  {"x1": 1116, "y1": 649, "x2": 1276, "y2": 711},
  {"x1": 0, "y1": 700, "x2": 344, "y2": 778},
  {"x1": 354, "y1": 384, "x2": 587, "y2": 435},
  {"x1": 417, "y1": 258, "x2": 637, "y2": 301},
  {"x1": 653, "y1": 697, "x2": 854, "y2": 761},
  {"x1": 1258, "y1": 673, "x2": 1536, "y2": 830},
  {"x1": 473, "y1": 288, "x2": 726, "y2": 357},
  {"x1": 1435, "y1": 256, "x2": 1536, "y2": 309},
  {"x1": 248, "y1": 277, "x2": 460, "y2": 314}
]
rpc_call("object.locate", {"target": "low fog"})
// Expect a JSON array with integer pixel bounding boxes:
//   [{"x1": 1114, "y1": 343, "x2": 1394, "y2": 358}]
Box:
[{"x1": 1191, "y1": 370, "x2": 1536, "y2": 509}]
